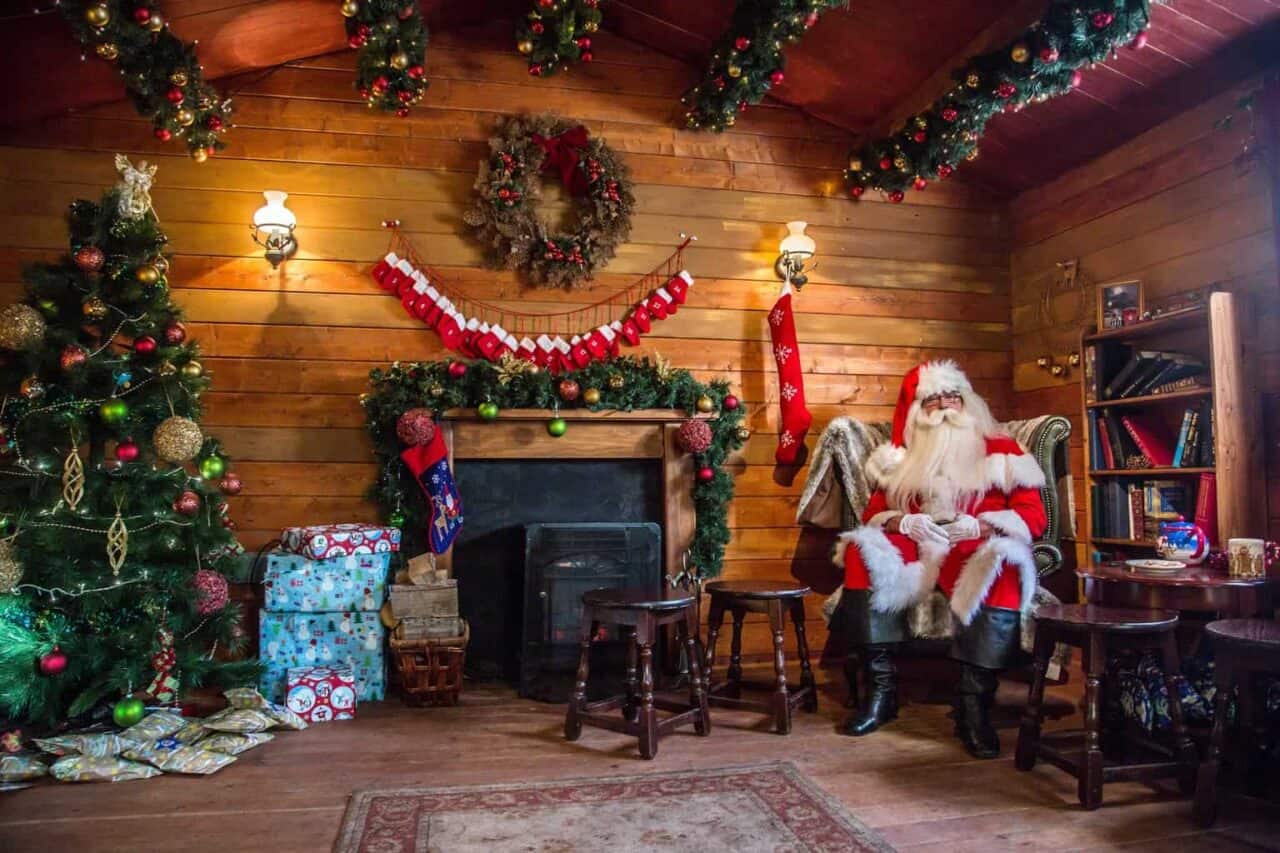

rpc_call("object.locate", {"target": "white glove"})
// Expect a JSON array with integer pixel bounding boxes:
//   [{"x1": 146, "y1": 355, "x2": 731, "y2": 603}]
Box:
[
  {"x1": 943, "y1": 514, "x2": 981, "y2": 543},
  {"x1": 898, "y1": 513, "x2": 949, "y2": 547}
]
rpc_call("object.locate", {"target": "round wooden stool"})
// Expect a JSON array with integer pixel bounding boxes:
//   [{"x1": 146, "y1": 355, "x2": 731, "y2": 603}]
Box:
[
  {"x1": 1016, "y1": 604, "x2": 1197, "y2": 810},
  {"x1": 1193, "y1": 618, "x2": 1280, "y2": 826},
  {"x1": 563, "y1": 588, "x2": 709, "y2": 760},
  {"x1": 703, "y1": 579, "x2": 816, "y2": 735}
]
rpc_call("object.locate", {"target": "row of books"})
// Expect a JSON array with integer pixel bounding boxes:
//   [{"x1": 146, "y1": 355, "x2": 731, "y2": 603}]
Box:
[
  {"x1": 1086, "y1": 404, "x2": 1214, "y2": 470},
  {"x1": 1090, "y1": 473, "x2": 1218, "y2": 544},
  {"x1": 1084, "y1": 346, "x2": 1207, "y2": 403}
]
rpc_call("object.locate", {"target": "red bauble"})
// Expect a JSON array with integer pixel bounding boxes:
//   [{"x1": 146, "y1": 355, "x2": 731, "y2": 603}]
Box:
[
  {"x1": 207, "y1": 115, "x2": 223, "y2": 131},
  {"x1": 397, "y1": 3, "x2": 415, "y2": 18},
  {"x1": 734, "y1": 36, "x2": 751, "y2": 50},
  {"x1": 133, "y1": 7, "x2": 151, "y2": 24},
  {"x1": 996, "y1": 82, "x2": 1017, "y2": 98},
  {"x1": 913, "y1": 177, "x2": 928, "y2": 191},
  {"x1": 1091, "y1": 11, "x2": 1114, "y2": 29},
  {"x1": 115, "y1": 439, "x2": 140, "y2": 463},
  {"x1": 407, "y1": 65, "x2": 425, "y2": 79},
  {"x1": 74, "y1": 245, "x2": 105, "y2": 273},
  {"x1": 1131, "y1": 29, "x2": 1149, "y2": 49},
  {"x1": 133, "y1": 335, "x2": 157, "y2": 355},
  {"x1": 1039, "y1": 46, "x2": 1059, "y2": 63},
  {"x1": 912, "y1": 131, "x2": 927, "y2": 143},
  {"x1": 878, "y1": 157, "x2": 892, "y2": 170},
  {"x1": 888, "y1": 190, "x2": 905, "y2": 204},
  {"x1": 173, "y1": 490, "x2": 201, "y2": 516},
  {"x1": 769, "y1": 69, "x2": 784, "y2": 86},
  {"x1": 849, "y1": 185, "x2": 865, "y2": 198},
  {"x1": 676, "y1": 419, "x2": 713, "y2": 454},
  {"x1": 737, "y1": 100, "x2": 748, "y2": 113},
  {"x1": 941, "y1": 107, "x2": 958, "y2": 122},
  {"x1": 723, "y1": 394, "x2": 740, "y2": 411},
  {"x1": 803, "y1": 11, "x2": 818, "y2": 28},
  {"x1": 163, "y1": 322, "x2": 186, "y2": 345},
  {"x1": 397, "y1": 90, "x2": 413, "y2": 103},
  {"x1": 39, "y1": 647, "x2": 67, "y2": 676},
  {"x1": 154, "y1": 127, "x2": 172, "y2": 141},
  {"x1": 396, "y1": 408, "x2": 437, "y2": 446},
  {"x1": 529, "y1": 64, "x2": 543, "y2": 77},
  {"x1": 696, "y1": 466, "x2": 715, "y2": 483},
  {"x1": 60, "y1": 345, "x2": 88, "y2": 371},
  {"x1": 218, "y1": 472, "x2": 243, "y2": 495},
  {"x1": 531, "y1": 21, "x2": 544, "y2": 34},
  {"x1": 348, "y1": 34, "x2": 366, "y2": 49},
  {"x1": 396, "y1": 107, "x2": 410, "y2": 118},
  {"x1": 166, "y1": 86, "x2": 184, "y2": 104},
  {"x1": 580, "y1": 50, "x2": 593, "y2": 63},
  {"x1": 192, "y1": 569, "x2": 229, "y2": 615},
  {"x1": 937, "y1": 163, "x2": 954, "y2": 179},
  {"x1": 447, "y1": 360, "x2": 468, "y2": 379},
  {"x1": 576, "y1": 37, "x2": 591, "y2": 48},
  {"x1": 372, "y1": 75, "x2": 390, "y2": 92},
  {"x1": 538, "y1": 0, "x2": 554, "y2": 6},
  {"x1": 1069, "y1": 69, "x2": 1083, "y2": 88},
  {"x1": 558, "y1": 379, "x2": 580, "y2": 402},
  {"x1": 357, "y1": 24, "x2": 370, "y2": 35}
]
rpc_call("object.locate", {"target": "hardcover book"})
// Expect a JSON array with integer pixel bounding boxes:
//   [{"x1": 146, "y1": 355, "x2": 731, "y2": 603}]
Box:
[{"x1": 1120, "y1": 414, "x2": 1175, "y2": 467}]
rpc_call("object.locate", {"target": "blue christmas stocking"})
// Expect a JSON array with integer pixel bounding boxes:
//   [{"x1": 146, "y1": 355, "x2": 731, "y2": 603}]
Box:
[{"x1": 400, "y1": 430, "x2": 463, "y2": 554}]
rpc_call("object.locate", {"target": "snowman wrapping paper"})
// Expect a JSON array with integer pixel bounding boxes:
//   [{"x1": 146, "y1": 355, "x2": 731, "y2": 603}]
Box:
[
  {"x1": 286, "y1": 665, "x2": 358, "y2": 722},
  {"x1": 259, "y1": 611, "x2": 386, "y2": 703},
  {"x1": 280, "y1": 522, "x2": 401, "y2": 560},
  {"x1": 262, "y1": 550, "x2": 390, "y2": 612}
]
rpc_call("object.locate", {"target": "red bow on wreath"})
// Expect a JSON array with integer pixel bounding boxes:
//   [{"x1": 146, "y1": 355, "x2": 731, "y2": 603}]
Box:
[{"x1": 531, "y1": 125, "x2": 591, "y2": 196}]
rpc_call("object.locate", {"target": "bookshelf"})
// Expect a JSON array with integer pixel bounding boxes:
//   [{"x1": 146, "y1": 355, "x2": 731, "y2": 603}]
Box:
[{"x1": 1080, "y1": 292, "x2": 1264, "y2": 561}]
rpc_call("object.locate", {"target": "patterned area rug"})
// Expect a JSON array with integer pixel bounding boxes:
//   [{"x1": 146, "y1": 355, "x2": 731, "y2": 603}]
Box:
[{"x1": 335, "y1": 761, "x2": 893, "y2": 852}]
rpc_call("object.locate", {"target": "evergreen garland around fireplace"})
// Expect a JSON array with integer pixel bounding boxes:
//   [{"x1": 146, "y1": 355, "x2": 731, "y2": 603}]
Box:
[{"x1": 362, "y1": 355, "x2": 746, "y2": 577}]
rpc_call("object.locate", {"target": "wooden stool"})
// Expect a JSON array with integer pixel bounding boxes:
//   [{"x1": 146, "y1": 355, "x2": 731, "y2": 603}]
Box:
[
  {"x1": 1193, "y1": 618, "x2": 1280, "y2": 826},
  {"x1": 1016, "y1": 604, "x2": 1197, "y2": 810},
  {"x1": 703, "y1": 580, "x2": 816, "y2": 734},
  {"x1": 563, "y1": 588, "x2": 709, "y2": 760}
]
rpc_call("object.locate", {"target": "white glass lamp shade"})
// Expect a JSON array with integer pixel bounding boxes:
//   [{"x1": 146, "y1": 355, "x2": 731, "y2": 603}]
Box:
[
  {"x1": 253, "y1": 190, "x2": 297, "y2": 234},
  {"x1": 778, "y1": 220, "x2": 815, "y2": 260}
]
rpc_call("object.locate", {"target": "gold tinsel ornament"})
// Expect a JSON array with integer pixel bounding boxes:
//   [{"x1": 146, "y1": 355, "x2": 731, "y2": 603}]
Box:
[
  {"x1": 153, "y1": 416, "x2": 203, "y2": 463},
  {"x1": 62, "y1": 438, "x2": 85, "y2": 512},
  {"x1": 107, "y1": 502, "x2": 128, "y2": 578},
  {"x1": 0, "y1": 538, "x2": 21, "y2": 590},
  {"x1": 0, "y1": 304, "x2": 46, "y2": 351},
  {"x1": 494, "y1": 353, "x2": 535, "y2": 386},
  {"x1": 81, "y1": 296, "x2": 108, "y2": 320},
  {"x1": 651, "y1": 354, "x2": 674, "y2": 383}
]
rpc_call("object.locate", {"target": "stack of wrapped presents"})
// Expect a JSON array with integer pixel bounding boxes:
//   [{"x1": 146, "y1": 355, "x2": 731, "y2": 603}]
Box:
[{"x1": 258, "y1": 523, "x2": 399, "y2": 721}]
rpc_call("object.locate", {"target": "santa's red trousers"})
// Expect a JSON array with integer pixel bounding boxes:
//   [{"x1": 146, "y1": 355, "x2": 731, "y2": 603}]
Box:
[{"x1": 842, "y1": 536, "x2": 1023, "y2": 610}]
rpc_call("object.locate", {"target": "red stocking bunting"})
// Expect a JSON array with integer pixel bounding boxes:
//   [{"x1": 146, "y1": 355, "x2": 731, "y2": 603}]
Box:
[{"x1": 768, "y1": 281, "x2": 812, "y2": 465}]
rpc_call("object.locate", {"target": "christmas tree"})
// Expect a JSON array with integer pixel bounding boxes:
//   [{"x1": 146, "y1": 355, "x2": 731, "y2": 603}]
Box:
[{"x1": 0, "y1": 156, "x2": 255, "y2": 727}]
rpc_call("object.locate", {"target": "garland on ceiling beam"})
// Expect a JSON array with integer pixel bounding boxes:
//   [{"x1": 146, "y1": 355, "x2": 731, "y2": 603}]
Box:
[
  {"x1": 341, "y1": 0, "x2": 428, "y2": 117},
  {"x1": 60, "y1": 1, "x2": 232, "y2": 161},
  {"x1": 681, "y1": 0, "x2": 846, "y2": 133},
  {"x1": 844, "y1": 0, "x2": 1158, "y2": 202},
  {"x1": 516, "y1": 0, "x2": 603, "y2": 78}
]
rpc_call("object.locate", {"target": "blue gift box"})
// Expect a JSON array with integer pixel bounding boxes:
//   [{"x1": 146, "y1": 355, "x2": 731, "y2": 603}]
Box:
[
  {"x1": 262, "y1": 551, "x2": 390, "y2": 613},
  {"x1": 259, "y1": 611, "x2": 386, "y2": 703}
]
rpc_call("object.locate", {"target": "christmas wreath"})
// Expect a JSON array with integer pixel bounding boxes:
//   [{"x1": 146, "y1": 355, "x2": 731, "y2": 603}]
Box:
[{"x1": 464, "y1": 115, "x2": 634, "y2": 289}]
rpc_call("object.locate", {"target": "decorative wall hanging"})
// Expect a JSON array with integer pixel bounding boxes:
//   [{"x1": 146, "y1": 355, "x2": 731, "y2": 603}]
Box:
[
  {"x1": 363, "y1": 356, "x2": 746, "y2": 576},
  {"x1": 681, "y1": 0, "x2": 845, "y2": 132},
  {"x1": 342, "y1": 0, "x2": 428, "y2": 116},
  {"x1": 516, "y1": 0, "x2": 603, "y2": 77},
  {"x1": 372, "y1": 225, "x2": 693, "y2": 373},
  {"x1": 59, "y1": 1, "x2": 232, "y2": 160},
  {"x1": 463, "y1": 115, "x2": 635, "y2": 288},
  {"x1": 843, "y1": 0, "x2": 1159, "y2": 201}
]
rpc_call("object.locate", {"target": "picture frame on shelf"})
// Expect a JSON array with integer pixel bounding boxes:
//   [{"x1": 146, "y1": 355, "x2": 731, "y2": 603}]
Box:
[{"x1": 1097, "y1": 279, "x2": 1144, "y2": 330}]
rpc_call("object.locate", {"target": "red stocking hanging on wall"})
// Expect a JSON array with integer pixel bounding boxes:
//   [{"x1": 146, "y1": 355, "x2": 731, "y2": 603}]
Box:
[{"x1": 769, "y1": 281, "x2": 812, "y2": 465}]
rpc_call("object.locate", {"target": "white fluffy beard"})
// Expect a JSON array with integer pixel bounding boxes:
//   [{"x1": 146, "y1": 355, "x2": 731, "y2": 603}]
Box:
[{"x1": 885, "y1": 406, "x2": 990, "y2": 518}]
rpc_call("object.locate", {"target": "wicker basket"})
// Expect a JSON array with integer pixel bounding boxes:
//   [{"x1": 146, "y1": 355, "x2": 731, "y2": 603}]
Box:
[{"x1": 389, "y1": 619, "x2": 469, "y2": 707}]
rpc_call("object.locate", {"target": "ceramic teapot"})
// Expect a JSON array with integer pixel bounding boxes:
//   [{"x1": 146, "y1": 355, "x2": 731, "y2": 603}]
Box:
[{"x1": 1155, "y1": 519, "x2": 1209, "y2": 565}]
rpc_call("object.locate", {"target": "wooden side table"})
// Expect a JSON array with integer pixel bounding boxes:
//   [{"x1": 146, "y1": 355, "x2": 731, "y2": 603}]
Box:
[
  {"x1": 1078, "y1": 564, "x2": 1276, "y2": 618},
  {"x1": 703, "y1": 580, "x2": 816, "y2": 735}
]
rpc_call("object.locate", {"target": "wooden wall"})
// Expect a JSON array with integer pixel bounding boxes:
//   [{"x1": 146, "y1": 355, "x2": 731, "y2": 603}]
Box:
[
  {"x1": 1010, "y1": 86, "x2": 1280, "y2": 565},
  {"x1": 0, "y1": 25, "x2": 1011, "y2": 657}
]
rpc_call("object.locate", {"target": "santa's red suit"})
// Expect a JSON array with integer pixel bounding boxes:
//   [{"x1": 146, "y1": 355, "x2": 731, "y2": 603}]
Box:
[{"x1": 834, "y1": 360, "x2": 1047, "y2": 758}]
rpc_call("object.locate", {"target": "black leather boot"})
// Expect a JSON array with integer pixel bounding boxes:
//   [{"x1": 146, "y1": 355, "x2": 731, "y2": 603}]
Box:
[
  {"x1": 838, "y1": 588, "x2": 906, "y2": 737},
  {"x1": 950, "y1": 606, "x2": 1020, "y2": 759}
]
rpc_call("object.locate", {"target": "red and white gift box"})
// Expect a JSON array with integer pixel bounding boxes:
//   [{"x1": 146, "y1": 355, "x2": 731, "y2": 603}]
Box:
[
  {"x1": 280, "y1": 522, "x2": 402, "y2": 559},
  {"x1": 286, "y1": 665, "x2": 357, "y2": 722}
]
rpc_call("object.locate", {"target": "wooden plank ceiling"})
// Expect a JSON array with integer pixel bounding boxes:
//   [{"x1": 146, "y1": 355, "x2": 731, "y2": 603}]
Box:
[{"x1": 3, "y1": 0, "x2": 1279, "y2": 196}]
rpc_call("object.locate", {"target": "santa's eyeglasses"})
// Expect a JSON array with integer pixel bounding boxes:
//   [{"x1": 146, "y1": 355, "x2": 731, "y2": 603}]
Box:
[{"x1": 920, "y1": 391, "x2": 964, "y2": 411}]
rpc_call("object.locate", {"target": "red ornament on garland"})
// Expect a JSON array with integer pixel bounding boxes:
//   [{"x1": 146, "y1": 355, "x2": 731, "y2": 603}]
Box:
[
  {"x1": 1130, "y1": 29, "x2": 1149, "y2": 49},
  {"x1": 348, "y1": 34, "x2": 366, "y2": 49},
  {"x1": 133, "y1": 7, "x2": 151, "y2": 24},
  {"x1": 74, "y1": 245, "x2": 105, "y2": 273},
  {"x1": 913, "y1": 177, "x2": 928, "y2": 191},
  {"x1": 697, "y1": 466, "x2": 716, "y2": 483},
  {"x1": 372, "y1": 75, "x2": 390, "y2": 92},
  {"x1": 888, "y1": 190, "x2": 905, "y2": 204},
  {"x1": 39, "y1": 647, "x2": 67, "y2": 676},
  {"x1": 531, "y1": 21, "x2": 544, "y2": 34},
  {"x1": 192, "y1": 569, "x2": 230, "y2": 615},
  {"x1": 60, "y1": 345, "x2": 88, "y2": 371},
  {"x1": 396, "y1": 408, "x2": 437, "y2": 446},
  {"x1": 397, "y1": 91, "x2": 413, "y2": 103},
  {"x1": 803, "y1": 11, "x2": 818, "y2": 28},
  {"x1": 734, "y1": 36, "x2": 751, "y2": 50},
  {"x1": 576, "y1": 37, "x2": 592, "y2": 49},
  {"x1": 163, "y1": 321, "x2": 186, "y2": 345},
  {"x1": 218, "y1": 472, "x2": 242, "y2": 495},
  {"x1": 996, "y1": 82, "x2": 1017, "y2": 99},
  {"x1": 850, "y1": 185, "x2": 865, "y2": 198},
  {"x1": 447, "y1": 360, "x2": 468, "y2": 379},
  {"x1": 133, "y1": 335, "x2": 157, "y2": 355},
  {"x1": 676, "y1": 419, "x2": 713, "y2": 454},
  {"x1": 1069, "y1": 69, "x2": 1083, "y2": 88},
  {"x1": 407, "y1": 65, "x2": 425, "y2": 79},
  {"x1": 154, "y1": 128, "x2": 172, "y2": 141},
  {"x1": 941, "y1": 107, "x2": 958, "y2": 122},
  {"x1": 166, "y1": 86, "x2": 184, "y2": 104},
  {"x1": 769, "y1": 69, "x2": 784, "y2": 86},
  {"x1": 1039, "y1": 46, "x2": 1059, "y2": 63},
  {"x1": 937, "y1": 163, "x2": 954, "y2": 179},
  {"x1": 529, "y1": 64, "x2": 543, "y2": 77},
  {"x1": 558, "y1": 379, "x2": 581, "y2": 402},
  {"x1": 580, "y1": 51, "x2": 593, "y2": 63},
  {"x1": 912, "y1": 130, "x2": 927, "y2": 143},
  {"x1": 207, "y1": 115, "x2": 223, "y2": 131},
  {"x1": 115, "y1": 439, "x2": 140, "y2": 463},
  {"x1": 722, "y1": 394, "x2": 739, "y2": 411},
  {"x1": 396, "y1": 108, "x2": 410, "y2": 118},
  {"x1": 173, "y1": 490, "x2": 201, "y2": 517},
  {"x1": 1091, "y1": 11, "x2": 1114, "y2": 29},
  {"x1": 878, "y1": 157, "x2": 892, "y2": 170}
]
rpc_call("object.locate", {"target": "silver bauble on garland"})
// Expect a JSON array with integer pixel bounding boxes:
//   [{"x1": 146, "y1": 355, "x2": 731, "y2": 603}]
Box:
[{"x1": 153, "y1": 416, "x2": 204, "y2": 463}]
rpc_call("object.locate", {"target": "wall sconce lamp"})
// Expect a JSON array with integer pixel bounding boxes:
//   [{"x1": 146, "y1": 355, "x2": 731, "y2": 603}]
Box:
[
  {"x1": 251, "y1": 190, "x2": 297, "y2": 268},
  {"x1": 775, "y1": 220, "x2": 816, "y2": 288},
  {"x1": 1037, "y1": 351, "x2": 1081, "y2": 378}
]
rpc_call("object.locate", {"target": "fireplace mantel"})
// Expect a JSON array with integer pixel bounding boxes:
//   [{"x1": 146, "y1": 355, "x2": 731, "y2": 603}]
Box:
[{"x1": 435, "y1": 409, "x2": 705, "y2": 583}]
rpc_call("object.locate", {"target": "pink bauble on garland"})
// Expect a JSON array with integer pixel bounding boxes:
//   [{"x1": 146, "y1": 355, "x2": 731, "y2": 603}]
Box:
[
  {"x1": 396, "y1": 408, "x2": 437, "y2": 446},
  {"x1": 192, "y1": 569, "x2": 229, "y2": 615},
  {"x1": 676, "y1": 418, "x2": 713, "y2": 454}
]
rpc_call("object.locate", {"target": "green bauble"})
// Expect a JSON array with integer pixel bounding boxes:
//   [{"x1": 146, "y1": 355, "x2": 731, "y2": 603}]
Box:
[
  {"x1": 388, "y1": 509, "x2": 406, "y2": 527},
  {"x1": 99, "y1": 399, "x2": 129, "y2": 424},
  {"x1": 199, "y1": 455, "x2": 226, "y2": 480},
  {"x1": 477, "y1": 401, "x2": 499, "y2": 421},
  {"x1": 546, "y1": 417, "x2": 567, "y2": 437},
  {"x1": 112, "y1": 696, "x2": 146, "y2": 728}
]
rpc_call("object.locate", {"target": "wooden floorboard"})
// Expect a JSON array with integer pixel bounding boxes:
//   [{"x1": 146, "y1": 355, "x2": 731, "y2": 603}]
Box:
[{"x1": 0, "y1": 669, "x2": 1275, "y2": 852}]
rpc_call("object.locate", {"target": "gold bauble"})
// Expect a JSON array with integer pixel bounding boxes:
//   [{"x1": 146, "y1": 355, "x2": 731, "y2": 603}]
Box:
[
  {"x1": 191, "y1": 148, "x2": 209, "y2": 163},
  {"x1": 607, "y1": 374, "x2": 624, "y2": 390},
  {"x1": 85, "y1": 3, "x2": 110, "y2": 27},
  {"x1": 914, "y1": 116, "x2": 928, "y2": 129},
  {"x1": 1010, "y1": 42, "x2": 1030, "y2": 63},
  {"x1": 95, "y1": 43, "x2": 119, "y2": 61},
  {"x1": 176, "y1": 108, "x2": 196, "y2": 127},
  {"x1": 181, "y1": 360, "x2": 204, "y2": 379},
  {"x1": 965, "y1": 72, "x2": 981, "y2": 88},
  {"x1": 169, "y1": 70, "x2": 189, "y2": 87},
  {"x1": 19, "y1": 377, "x2": 44, "y2": 400},
  {"x1": 0, "y1": 539, "x2": 21, "y2": 590},
  {"x1": 81, "y1": 296, "x2": 108, "y2": 320},
  {"x1": 848, "y1": 157, "x2": 862, "y2": 172},
  {"x1": 695, "y1": 395, "x2": 715, "y2": 413},
  {"x1": 153, "y1": 416, "x2": 204, "y2": 463},
  {"x1": 965, "y1": 148, "x2": 979, "y2": 162},
  {"x1": 390, "y1": 52, "x2": 410, "y2": 70},
  {"x1": 726, "y1": 64, "x2": 742, "y2": 78},
  {"x1": 583, "y1": 387, "x2": 601, "y2": 405},
  {"x1": 584, "y1": 20, "x2": 598, "y2": 32},
  {"x1": 735, "y1": 425, "x2": 751, "y2": 442},
  {"x1": 158, "y1": 360, "x2": 178, "y2": 376},
  {"x1": 147, "y1": 12, "x2": 165, "y2": 31},
  {"x1": 428, "y1": 384, "x2": 444, "y2": 397},
  {"x1": 135, "y1": 264, "x2": 161, "y2": 285},
  {"x1": 893, "y1": 155, "x2": 908, "y2": 170},
  {"x1": 0, "y1": 304, "x2": 47, "y2": 351},
  {"x1": 340, "y1": 0, "x2": 360, "y2": 16},
  {"x1": 517, "y1": 39, "x2": 534, "y2": 54}
]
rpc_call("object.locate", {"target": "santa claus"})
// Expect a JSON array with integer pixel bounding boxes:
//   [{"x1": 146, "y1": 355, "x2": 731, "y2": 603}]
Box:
[{"x1": 834, "y1": 360, "x2": 1046, "y2": 758}]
